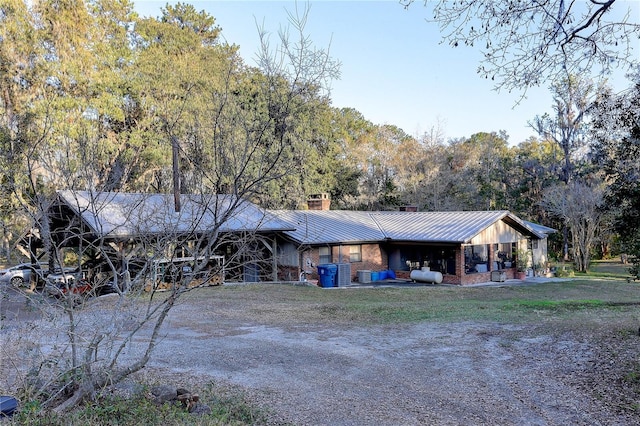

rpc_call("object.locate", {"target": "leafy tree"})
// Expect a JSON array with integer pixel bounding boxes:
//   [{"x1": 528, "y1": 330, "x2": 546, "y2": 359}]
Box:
[
  {"x1": 133, "y1": 2, "x2": 231, "y2": 200},
  {"x1": 327, "y1": 108, "x2": 378, "y2": 209},
  {"x1": 85, "y1": 0, "x2": 151, "y2": 191},
  {"x1": 368, "y1": 124, "x2": 410, "y2": 209},
  {"x1": 510, "y1": 137, "x2": 565, "y2": 229},
  {"x1": 0, "y1": 0, "x2": 61, "y2": 267},
  {"x1": 407, "y1": 125, "x2": 454, "y2": 211},
  {"x1": 392, "y1": 128, "x2": 433, "y2": 208},
  {"x1": 531, "y1": 75, "x2": 596, "y2": 260},
  {"x1": 401, "y1": 0, "x2": 640, "y2": 91},
  {"x1": 591, "y1": 69, "x2": 640, "y2": 278},
  {"x1": 531, "y1": 75, "x2": 595, "y2": 184},
  {"x1": 1, "y1": 0, "x2": 339, "y2": 414},
  {"x1": 464, "y1": 131, "x2": 511, "y2": 210},
  {"x1": 329, "y1": 163, "x2": 362, "y2": 208},
  {"x1": 431, "y1": 132, "x2": 511, "y2": 211}
]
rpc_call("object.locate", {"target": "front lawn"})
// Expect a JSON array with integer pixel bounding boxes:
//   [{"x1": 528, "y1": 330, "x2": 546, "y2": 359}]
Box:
[{"x1": 202, "y1": 278, "x2": 640, "y2": 326}]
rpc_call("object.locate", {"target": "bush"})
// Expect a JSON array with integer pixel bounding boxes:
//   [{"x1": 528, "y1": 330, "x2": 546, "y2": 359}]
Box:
[
  {"x1": 555, "y1": 264, "x2": 575, "y2": 278},
  {"x1": 8, "y1": 382, "x2": 266, "y2": 426}
]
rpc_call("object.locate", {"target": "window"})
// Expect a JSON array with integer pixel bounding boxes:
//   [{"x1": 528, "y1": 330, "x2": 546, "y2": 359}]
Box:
[
  {"x1": 348, "y1": 245, "x2": 362, "y2": 262},
  {"x1": 318, "y1": 246, "x2": 331, "y2": 264},
  {"x1": 464, "y1": 244, "x2": 489, "y2": 274},
  {"x1": 495, "y1": 243, "x2": 513, "y2": 265}
]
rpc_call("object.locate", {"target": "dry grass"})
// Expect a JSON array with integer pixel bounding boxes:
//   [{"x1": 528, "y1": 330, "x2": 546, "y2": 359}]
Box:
[{"x1": 180, "y1": 279, "x2": 640, "y2": 327}]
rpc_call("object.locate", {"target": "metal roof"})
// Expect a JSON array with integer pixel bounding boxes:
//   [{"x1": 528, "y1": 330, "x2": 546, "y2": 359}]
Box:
[
  {"x1": 372, "y1": 210, "x2": 514, "y2": 243},
  {"x1": 56, "y1": 190, "x2": 294, "y2": 238},
  {"x1": 523, "y1": 220, "x2": 557, "y2": 235},
  {"x1": 271, "y1": 209, "x2": 546, "y2": 245},
  {"x1": 271, "y1": 210, "x2": 386, "y2": 244}
]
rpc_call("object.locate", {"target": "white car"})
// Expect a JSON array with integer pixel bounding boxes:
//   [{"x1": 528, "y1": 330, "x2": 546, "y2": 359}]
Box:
[
  {"x1": 46, "y1": 267, "x2": 83, "y2": 286},
  {"x1": 0, "y1": 263, "x2": 47, "y2": 286}
]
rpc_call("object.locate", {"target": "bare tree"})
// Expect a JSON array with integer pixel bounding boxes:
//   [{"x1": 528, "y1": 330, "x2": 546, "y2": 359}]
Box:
[
  {"x1": 1, "y1": 4, "x2": 338, "y2": 414},
  {"x1": 591, "y1": 67, "x2": 640, "y2": 279},
  {"x1": 531, "y1": 75, "x2": 595, "y2": 184},
  {"x1": 541, "y1": 180, "x2": 607, "y2": 272},
  {"x1": 531, "y1": 74, "x2": 595, "y2": 260},
  {"x1": 401, "y1": 0, "x2": 639, "y2": 92}
]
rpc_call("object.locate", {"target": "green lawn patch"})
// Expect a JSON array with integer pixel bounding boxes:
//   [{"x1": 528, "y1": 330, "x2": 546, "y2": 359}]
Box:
[{"x1": 513, "y1": 299, "x2": 604, "y2": 310}]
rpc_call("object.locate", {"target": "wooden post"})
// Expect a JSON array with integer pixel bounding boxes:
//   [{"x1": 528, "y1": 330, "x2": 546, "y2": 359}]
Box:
[{"x1": 272, "y1": 238, "x2": 278, "y2": 282}]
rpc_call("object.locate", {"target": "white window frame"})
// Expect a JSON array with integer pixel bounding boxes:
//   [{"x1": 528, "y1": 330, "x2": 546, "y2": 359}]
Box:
[
  {"x1": 318, "y1": 246, "x2": 331, "y2": 264},
  {"x1": 348, "y1": 245, "x2": 362, "y2": 263}
]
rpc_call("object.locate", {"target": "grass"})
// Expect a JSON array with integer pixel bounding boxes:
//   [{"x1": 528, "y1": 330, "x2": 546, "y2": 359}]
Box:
[
  {"x1": 511, "y1": 298, "x2": 605, "y2": 310},
  {"x1": 9, "y1": 383, "x2": 268, "y2": 426},
  {"x1": 578, "y1": 260, "x2": 633, "y2": 279},
  {"x1": 217, "y1": 278, "x2": 640, "y2": 325},
  {"x1": 543, "y1": 260, "x2": 634, "y2": 280}
]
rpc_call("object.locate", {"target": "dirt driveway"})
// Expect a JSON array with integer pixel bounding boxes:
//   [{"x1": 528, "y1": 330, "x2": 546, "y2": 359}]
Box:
[
  {"x1": 139, "y1": 287, "x2": 637, "y2": 425},
  {"x1": 2, "y1": 283, "x2": 638, "y2": 425}
]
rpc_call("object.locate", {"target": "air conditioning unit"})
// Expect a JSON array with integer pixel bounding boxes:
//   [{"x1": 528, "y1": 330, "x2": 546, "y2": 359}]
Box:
[
  {"x1": 357, "y1": 270, "x2": 372, "y2": 284},
  {"x1": 336, "y1": 263, "x2": 351, "y2": 287}
]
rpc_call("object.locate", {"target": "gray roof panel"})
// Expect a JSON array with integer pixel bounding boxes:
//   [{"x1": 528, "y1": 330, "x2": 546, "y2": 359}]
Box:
[
  {"x1": 57, "y1": 190, "x2": 294, "y2": 238},
  {"x1": 271, "y1": 210, "x2": 386, "y2": 244},
  {"x1": 523, "y1": 220, "x2": 557, "y2": 235},
  {"x1": 371, "y1": 210, "x2": 510, "y2": 243},
  {"x1": 271, "y1": 210, "x2": 545, "y2": 245}
]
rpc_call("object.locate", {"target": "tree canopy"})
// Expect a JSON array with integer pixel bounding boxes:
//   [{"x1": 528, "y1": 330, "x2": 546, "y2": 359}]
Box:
[
  {"x1": 1, "y1": 0, "x2": 639, "y2": 276},
  {"x1": 401, "y1": 0, "x2": 640, "y2": 92}
]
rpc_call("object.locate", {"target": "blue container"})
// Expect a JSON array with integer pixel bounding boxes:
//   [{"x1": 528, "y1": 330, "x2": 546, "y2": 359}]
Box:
[
  {"x1": 378, "y1": 270, "x2": 388, "y2": 280},
  {"x1": 0, "y1": 396, "x2": 18, "y2": 417},
  {"x1": 371, "y1": 271, "x2": 380, "y2": 281},
  {"x1": 387, "y1": 269, "x2": 396, "y2": 280},
  {"x1": 317, "y1": 264, "x2": 338, "y2": 288}
]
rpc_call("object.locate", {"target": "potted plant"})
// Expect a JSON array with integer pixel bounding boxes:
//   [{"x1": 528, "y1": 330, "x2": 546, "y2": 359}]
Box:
[{"x1": 515, "y1": 249, "x2": 529, "y2": 280}]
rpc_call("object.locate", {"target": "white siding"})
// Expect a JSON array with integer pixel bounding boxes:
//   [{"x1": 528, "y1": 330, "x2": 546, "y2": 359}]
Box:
[{"x1": 470, "y1": 220, "x2": 522, "y2": 245}]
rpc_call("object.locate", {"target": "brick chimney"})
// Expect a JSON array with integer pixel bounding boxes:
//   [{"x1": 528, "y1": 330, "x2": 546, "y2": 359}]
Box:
[{"x1": 307, "y1": 193, "x2": 331, "y2": 210}]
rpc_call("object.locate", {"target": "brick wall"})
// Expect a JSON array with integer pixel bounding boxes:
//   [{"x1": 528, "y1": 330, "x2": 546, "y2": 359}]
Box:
[
  {"x1": 301, "y1": 243, "x2": 386, "y2": 281},
  {"x1": 334, "y1": 244, "x2": 387, "y2": 281},
  {"x1": 461, "y1": 271, "x2": 492, "y2": 285},
  {"x1": 307, "y1": 193, "x2": 331, "y2": 210},
  {"x1": 299, "y1": 243, "x2": 525, "y2": 285}
]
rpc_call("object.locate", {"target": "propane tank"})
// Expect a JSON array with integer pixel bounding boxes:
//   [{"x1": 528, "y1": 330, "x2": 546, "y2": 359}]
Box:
[{"x1": 410, "y1": 266, "x2": 443, "y2": 284}]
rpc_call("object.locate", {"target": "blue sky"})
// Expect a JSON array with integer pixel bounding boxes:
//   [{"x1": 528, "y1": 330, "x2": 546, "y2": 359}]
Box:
[{"x1": 135, "y1": 1, "x2": 638, "y2": 144}]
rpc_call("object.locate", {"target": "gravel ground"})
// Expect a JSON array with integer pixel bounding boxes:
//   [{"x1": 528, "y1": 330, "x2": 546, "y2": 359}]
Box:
[
  {"x1": 2, "y1": 283, "x2": 640, "y2": 425},
  {"x1": 141, "y1": 288, "x2": 639, "y2": 425}
]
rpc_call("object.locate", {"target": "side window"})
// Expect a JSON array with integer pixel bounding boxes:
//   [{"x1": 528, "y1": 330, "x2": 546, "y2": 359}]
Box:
[
  {"x1": 348, "y1": 245, "x2": 362, "y2": 263},
  {"x1": 318, "y1": 246, "x2": 331, "y2": 264}
]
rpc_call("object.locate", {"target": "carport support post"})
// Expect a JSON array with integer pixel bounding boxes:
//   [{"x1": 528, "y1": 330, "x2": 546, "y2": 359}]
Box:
[
  {"x1": 272, "y1": 238, "x2": 278, "y2": 282},
  {"x1": 530, "y1": 244, "x2": 536, "y2": 277},
  {"x1": 456, "y1": 247, "x2": 465, "y2": 285}
]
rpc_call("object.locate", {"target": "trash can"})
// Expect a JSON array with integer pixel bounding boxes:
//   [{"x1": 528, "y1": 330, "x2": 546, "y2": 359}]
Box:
[{"x1": 317, "y1": 264, "x2": 338, "y2": 288}]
